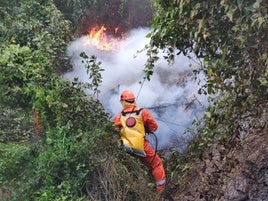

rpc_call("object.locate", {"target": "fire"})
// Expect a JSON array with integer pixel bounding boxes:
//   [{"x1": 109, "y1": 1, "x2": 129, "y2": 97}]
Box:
[{"x1": 84, "y1": 26, "x2": 124, "y2": 51}]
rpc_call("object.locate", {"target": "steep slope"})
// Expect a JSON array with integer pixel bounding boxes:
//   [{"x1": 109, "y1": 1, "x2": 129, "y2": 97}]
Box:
[{"x1": 164, "y1": 105, "x2": 268, "y2": 201}]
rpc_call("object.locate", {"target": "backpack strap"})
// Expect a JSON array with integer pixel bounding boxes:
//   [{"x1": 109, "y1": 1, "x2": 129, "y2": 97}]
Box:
[{"x1": 121, "y1": 108, "x2": 143, "y2": 116}]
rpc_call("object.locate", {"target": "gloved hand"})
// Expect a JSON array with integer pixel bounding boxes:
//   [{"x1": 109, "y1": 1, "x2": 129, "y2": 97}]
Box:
[{"x1": 145, "y1": 126, "x2": 152, "y2": 134}]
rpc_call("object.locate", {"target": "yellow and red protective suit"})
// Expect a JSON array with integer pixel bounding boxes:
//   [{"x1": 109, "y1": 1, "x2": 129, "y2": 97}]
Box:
[{"x1": 113, "y1": 103, "x2": 166, "y2": 191}]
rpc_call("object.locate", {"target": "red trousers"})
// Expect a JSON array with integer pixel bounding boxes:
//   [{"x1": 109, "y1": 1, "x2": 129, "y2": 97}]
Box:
[{"x1": 139, "y1": 140, "x2": 166, "y2": 190}]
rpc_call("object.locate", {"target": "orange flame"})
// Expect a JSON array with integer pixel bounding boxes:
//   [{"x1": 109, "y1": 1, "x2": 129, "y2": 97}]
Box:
[{"x1": 85, "y1": 26, "x2": 124, "y2": 51}]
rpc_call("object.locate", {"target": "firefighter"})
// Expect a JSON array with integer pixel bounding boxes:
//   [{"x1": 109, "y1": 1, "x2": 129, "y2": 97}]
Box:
[{"x1": 113, "y1": 89, "x2": 166, "y2": 192}]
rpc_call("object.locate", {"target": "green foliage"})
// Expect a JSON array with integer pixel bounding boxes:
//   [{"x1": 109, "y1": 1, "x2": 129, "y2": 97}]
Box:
[
  {"x1": 80, "y1": 52, "x2": 104, "y2": 98},
  {"x1": 0, "y1": 42, "x2": 141, "y2": 199},
  {"x1": 0, "y1": 1, "x2": 158, "y2": 199},
  {"x1": 26, "y1": 126, "x2": 110, "y2": 200},
  {"x1": 0, "y1": 0, "x2": 72, "y2": 72},
  {"x1": 258, "y1": 52, "x2": 268, "y2": 88},
  {"x1": 0, "y1": 44, "x2": 50, "y2": 107},
  {"x1": 0, "y1": 1, "x2": 156, "y2": 200},
  {"x1": 0, "y1": 124, "x2": 115, "y2": 200},
  {"x1": 0, "y1": 106, "x2": 34, "y2": 142},
  {"x1": 149, "y1": 0, "x2": 268, "y2": 153},
  {"x1": 0, "y1": 143, "x2": 31, "y2": 185},
  {"x1": 53, "y1": 0, "x2": 96, "y2": 29},
  {"x1": 143, "y1": 44, "x2": 159, "y2": 81}
]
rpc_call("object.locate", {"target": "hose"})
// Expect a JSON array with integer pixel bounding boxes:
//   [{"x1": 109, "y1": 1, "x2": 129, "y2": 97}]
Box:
[{"x1": 148, "y1": 132, "x2": 158, "y2": 164}]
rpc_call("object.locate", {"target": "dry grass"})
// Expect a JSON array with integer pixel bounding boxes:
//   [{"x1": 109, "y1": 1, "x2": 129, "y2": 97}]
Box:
[{"x1": 85, "y1": 155, "x2": 158, "y2": 201}]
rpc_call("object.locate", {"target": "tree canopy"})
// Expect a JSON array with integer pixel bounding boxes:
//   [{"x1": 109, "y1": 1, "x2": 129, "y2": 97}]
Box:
[
  {"x1": 147, "y1": 0, "x2": 268, "y2": 150},
  {"x1": 0, "y1": 0, "x2": 156, "y2": 200}
]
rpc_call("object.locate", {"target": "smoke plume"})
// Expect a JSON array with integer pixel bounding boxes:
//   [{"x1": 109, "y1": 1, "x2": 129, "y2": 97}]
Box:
[{"x1": 63, "y1": 27, "x2": 207, "y2": 152}]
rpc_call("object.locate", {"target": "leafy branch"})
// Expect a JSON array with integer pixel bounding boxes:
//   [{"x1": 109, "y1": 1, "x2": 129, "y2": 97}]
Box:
[{"x1": 80, "y1": 52, "x2": 104, "y2": 98}]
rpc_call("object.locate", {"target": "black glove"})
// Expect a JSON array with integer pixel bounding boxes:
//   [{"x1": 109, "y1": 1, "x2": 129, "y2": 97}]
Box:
[{"x1": 145, "y1": 126, "x2": 151, "y2": 134}]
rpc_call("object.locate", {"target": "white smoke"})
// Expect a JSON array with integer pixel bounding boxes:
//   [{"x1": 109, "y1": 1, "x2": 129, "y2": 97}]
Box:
[{"x1": 63, "y1": 27, "x2": 207, "y2": 152}]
